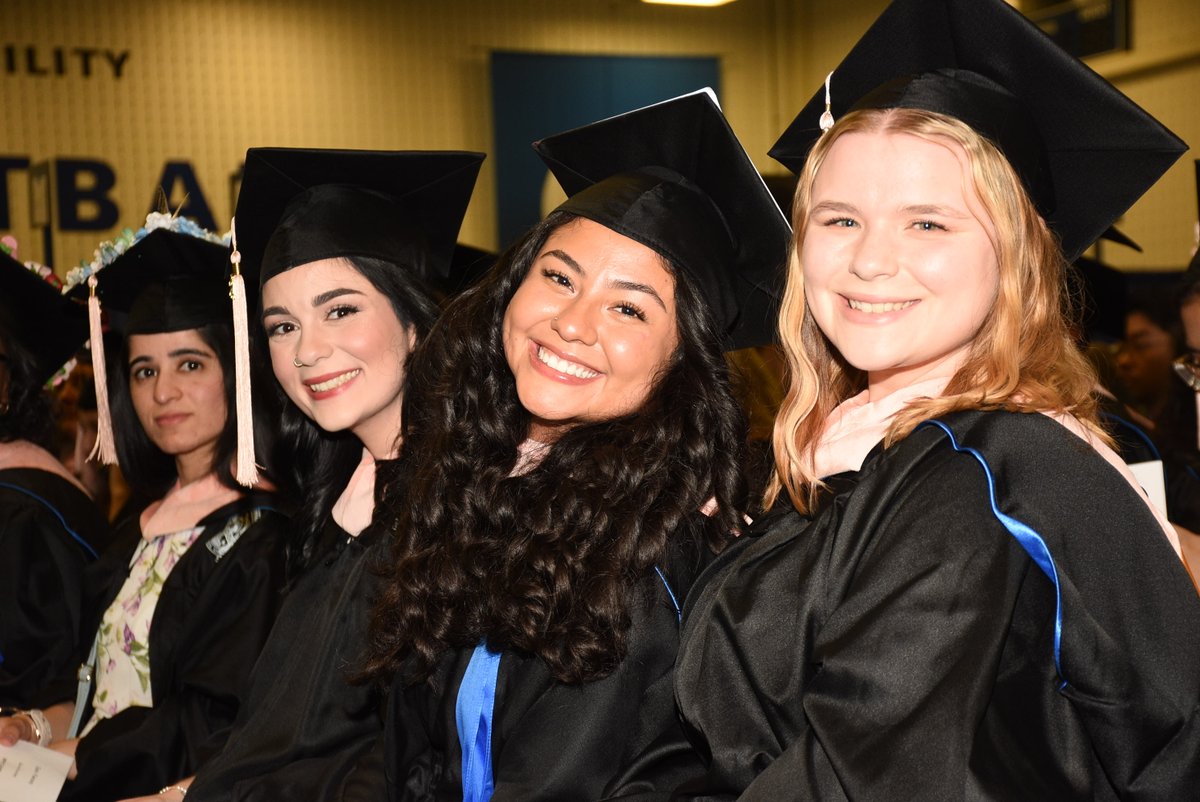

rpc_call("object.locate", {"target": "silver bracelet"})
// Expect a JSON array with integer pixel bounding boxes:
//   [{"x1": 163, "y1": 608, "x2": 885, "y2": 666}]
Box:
[
  {"x1": 26, "y1": 708, "x2": 51, "y2": 746},
  {"x1": 159, "y1": 785, "x2": 188, "y2": 798}
]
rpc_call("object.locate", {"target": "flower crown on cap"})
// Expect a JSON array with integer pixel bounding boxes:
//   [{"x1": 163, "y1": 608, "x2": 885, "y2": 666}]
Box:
[{"x1": 63, "y1": 211, "x2": 228, "y2": 293}]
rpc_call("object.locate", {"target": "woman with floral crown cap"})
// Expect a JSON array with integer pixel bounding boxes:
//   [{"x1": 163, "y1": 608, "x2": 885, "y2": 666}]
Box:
[
  {"x1": 0, "y1": 217, "x2": 289, "y2": 802},
  {"x1": 672, "y1": 1, "x2": 1200, "y2": 799},
  {"x1": 0, "y1": 245, "x2": 110, "y2": 714}
]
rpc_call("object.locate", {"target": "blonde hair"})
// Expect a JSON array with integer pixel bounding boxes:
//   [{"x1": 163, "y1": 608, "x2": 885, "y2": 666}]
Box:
[{"x1": 767, "y1": 107, "x2": 1104, "y2": 513}]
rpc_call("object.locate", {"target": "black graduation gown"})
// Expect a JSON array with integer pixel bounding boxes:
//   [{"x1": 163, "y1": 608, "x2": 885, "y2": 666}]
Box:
[
  {"x1": 385, "y1": 519, "x2": 714, "y2": 801},
  {"x1": 0, "y1": 466, "x2": 110, "y2": 708},
  {"x1": 672, "y1": 409, "x2": 1200, "y2": 801},
  {"x1": 1099, "y1": 395, "x2": 1200, "y2": 533},
  {"x1": 186, "y1": 519, "x2": 389, "y2": 802},
  {"x1": 58, "y1": 493, "x2": 289, "y2": 802}
]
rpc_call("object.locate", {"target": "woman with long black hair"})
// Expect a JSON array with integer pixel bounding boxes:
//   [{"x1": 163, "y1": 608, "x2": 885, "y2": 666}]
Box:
[
  {"x1": 181, "y1": 148, "x2": 484, "y2": 802},
  {"x1": 2, "y1": 220, "x2": 290, "y2": 801},
  {"x1": 365, "y1": 91, "x2": 791, "y2": 799}
]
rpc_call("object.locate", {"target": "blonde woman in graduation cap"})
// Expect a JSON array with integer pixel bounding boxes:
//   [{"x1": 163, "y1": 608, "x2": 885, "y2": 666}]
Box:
[
  {"x1": 1, "y1": 218, "x2": 290, "y2": 802},
  {"x1": 180, "y1": 148, "x2": 483, "y2": 802},
  {"x1": 673, "y1": 1, "x2": 1200, "y2": 799},
  {"x1": 362, "y1": 90, "x2": 790, "y2": 800}
]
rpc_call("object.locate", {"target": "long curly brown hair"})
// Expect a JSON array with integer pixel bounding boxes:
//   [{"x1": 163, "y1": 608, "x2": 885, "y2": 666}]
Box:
[{"x1": 363, "y1": 211, "x2": 749, "y2": 686}]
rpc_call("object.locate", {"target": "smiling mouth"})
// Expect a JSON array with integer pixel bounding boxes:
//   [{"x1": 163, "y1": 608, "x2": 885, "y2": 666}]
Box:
[
  {"x1": 537, "y1": 346, "x2": 599, "y2": 379},
  {"x1": 307, "y1": 370, "x2": 361, "y2": 393},
  {"x1": 847, "y1": 298, "x2": 918, "y2": 314}
]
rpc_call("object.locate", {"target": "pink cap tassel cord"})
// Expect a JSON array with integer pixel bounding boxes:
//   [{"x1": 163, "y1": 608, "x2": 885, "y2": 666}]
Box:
[
  {"x1": 228, "y1": 219, "x2": 260, "y2": 487},
  {"x1": 86, "y1": 275, "x2": 118, "y2": 465}
]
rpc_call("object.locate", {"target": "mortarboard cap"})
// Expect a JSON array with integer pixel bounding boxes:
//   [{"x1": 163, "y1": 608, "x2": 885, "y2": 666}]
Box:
[
  {"x1": 533, "y1": 89, "x2": 792, "y2": 350},
  {"x1": 769, "y1": 0, "x2": 1186, "y2": 264},
  {"x1": 233, "y1": 148, "x2": 484, "y2": 294},
  {"x1": 445, "y1": 243, "x2": 498, "y2": 295},
  {"x1": 0, "y1": 251, "x2": 88, "y2": 386},
  {"x1": 66, "y1": 228, "x2": 232, "y2": 335},
  {"x1": 63, "y1": 217, "x2": 231, "y2": 466}
]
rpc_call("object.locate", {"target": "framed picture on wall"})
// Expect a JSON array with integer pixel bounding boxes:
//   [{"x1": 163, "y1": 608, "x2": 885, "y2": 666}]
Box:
[{"x1": 1022, "y1": 0, "x2": 1130, "y2": 59}]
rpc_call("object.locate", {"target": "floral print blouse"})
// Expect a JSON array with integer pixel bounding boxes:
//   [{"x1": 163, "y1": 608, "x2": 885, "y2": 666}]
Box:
[{"x1": 81, "y1": 524, "x2": 204, "y2": 735}]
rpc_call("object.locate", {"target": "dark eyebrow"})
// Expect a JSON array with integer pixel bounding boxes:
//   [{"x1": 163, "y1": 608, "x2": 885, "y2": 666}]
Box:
[
  {"x1": 543, "y1": 249, "x2": 583, "y2": 275},
  {"x1": 544, "y1": 249, "x2": 667, "y2": 312},
  {"x1": 610, "y1": 278, "x2": 667, "y2": 312},
  {"x1": 261, "y1": 288, "x2": 365, "y2": 320},
  {"x1": 312, "y1": 287, "x2": 365, "y2": 307},
  {"x1": 129, "y1": 347, "x2": 212, "y2": 368},
  {"x1": 169, "y1": 347, "x2": 213, "y2": 359}
]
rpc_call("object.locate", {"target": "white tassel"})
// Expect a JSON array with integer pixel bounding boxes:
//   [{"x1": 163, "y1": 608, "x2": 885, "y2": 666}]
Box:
[
  {"x1": 819, "y1": 71, "x2": 836, "y2": 132},
  {"x1": 229, "y1": 219, "x2": 260, "y2": 487},
  {"x1": 86, "y1": 276, "x2": 118, "y2": 465}
]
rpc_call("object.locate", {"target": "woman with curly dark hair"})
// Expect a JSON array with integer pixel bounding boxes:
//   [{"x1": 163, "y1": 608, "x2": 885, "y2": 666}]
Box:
[
  {"x1": 0, "y1": 247, "x2": 109, "y2": 711},
  {"x1": 364, "y1": 91, "x2": 790, "y2": 800}
]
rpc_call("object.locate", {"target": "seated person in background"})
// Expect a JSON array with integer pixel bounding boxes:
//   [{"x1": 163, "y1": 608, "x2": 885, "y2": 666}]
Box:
[{"x1": 0, "y1": 245, "x2": 110, "y2": 711}]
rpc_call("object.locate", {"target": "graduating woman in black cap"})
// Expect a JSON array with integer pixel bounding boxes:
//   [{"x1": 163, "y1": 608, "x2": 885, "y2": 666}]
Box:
[
  {"x1": 0, "y1": 220, "x2": 290, "y2": 802},
  {"x1": 0, "y1": 248, "x2": 109, "y2": 714},
  {"x1": 673, "y1": 1, "x2": 1200, "y2": 799},
  {"x1": 363, "y1": 90, "x2": 790, "y2": 800},
  {"x1": 181, "y1": 148, "x2": 483, "y2": 802}
]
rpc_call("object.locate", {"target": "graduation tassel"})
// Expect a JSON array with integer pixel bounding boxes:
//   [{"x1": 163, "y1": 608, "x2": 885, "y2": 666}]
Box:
[
  {"x1": 86, "y1": 275, "x2": 118, "y2": 465},
  {"x1": 229, "y1": 218, "x2": 260, "y2": 487}
]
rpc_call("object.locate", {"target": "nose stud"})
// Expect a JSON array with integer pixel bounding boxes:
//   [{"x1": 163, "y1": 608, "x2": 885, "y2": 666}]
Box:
[{"x1": 293, "y1": 357, "x2": 306, "y2": 368}]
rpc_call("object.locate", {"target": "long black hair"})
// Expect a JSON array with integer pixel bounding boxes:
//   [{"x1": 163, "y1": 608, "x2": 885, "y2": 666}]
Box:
[
  {"x1": 262, "y1": 254, "x2": 441, "y2": 575},
  {"x1": 365, "y1": 211, "x2": 749, "y2": 686},
  {"x1": 0, "y1": 318, "x2": 54, "y2": 448}
]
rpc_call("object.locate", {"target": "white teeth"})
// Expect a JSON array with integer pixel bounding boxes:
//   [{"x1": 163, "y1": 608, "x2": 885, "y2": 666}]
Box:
[
  {"x1": 847, "y1": 299, "x2": 917, "y2": 314},
  {"x1": 308, "y1": 370, "x2": 361, "y2": 392},
  {"x1": 537, "y1": 347, "x2": 599, "y2": 379}
]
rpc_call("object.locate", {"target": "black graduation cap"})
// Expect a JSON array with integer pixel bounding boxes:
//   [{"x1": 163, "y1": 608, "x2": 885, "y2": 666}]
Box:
[
  {"x1": 233, "y1": 148, "x2": 484, "y2": 293},
  {"x1": 65, "y1": 228, "x2": 232, "y2": 335},
  {"x1": 533, "y1": 89, "x2": 792, "y2": 350},
  {"x1": 768, "y1": 0, "x2": 1186, "y2": 264},
  {"x1": 445, "y1": 243, "x2": 498, "y2": 295},
  {"x1": 0, "y1": 251, "x2": 88, "y2": 386}
]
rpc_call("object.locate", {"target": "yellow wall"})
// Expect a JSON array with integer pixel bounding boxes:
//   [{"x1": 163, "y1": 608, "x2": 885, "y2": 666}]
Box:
[
  {"x1": 1, "y1": 0, "x2": 788, "y2": 271},
  {"x1": 1, "y1": 0, "x2": 1196, "y2": 274}
]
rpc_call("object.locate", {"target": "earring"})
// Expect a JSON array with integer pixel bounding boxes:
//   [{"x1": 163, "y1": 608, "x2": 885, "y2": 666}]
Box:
[
  {"x1": 0, "y1": 400, "x2": 9, "y2": 416},
  {"x1": 293, "y1": 357, "x2": 305, "y2": 368}
]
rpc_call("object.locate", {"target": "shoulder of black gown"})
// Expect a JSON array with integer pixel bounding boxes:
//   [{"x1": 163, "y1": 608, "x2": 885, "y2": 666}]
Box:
[
  {"x1": 0, "y1": 468, "x2": 110, "y2": 707},
  {"x1": 675, "y1": 408, "x2": 1200, "y2": 799},
  {"x1": 186, "y1": 512, "x2": 388, "y2": 802},
  {"x1": 62, "y1": 494, "x2": 292, "y2": 801}
]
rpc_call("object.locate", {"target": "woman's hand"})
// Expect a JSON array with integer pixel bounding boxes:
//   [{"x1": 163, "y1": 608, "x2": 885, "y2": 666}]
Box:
[{"x1": 0, "y1": 712, "x2": 34, "y2": 746}]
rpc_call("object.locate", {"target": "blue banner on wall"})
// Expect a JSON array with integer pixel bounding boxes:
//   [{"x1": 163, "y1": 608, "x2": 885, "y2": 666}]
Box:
[{"x1": 490, "y1": 51, "x2": 719, "y2": 247}]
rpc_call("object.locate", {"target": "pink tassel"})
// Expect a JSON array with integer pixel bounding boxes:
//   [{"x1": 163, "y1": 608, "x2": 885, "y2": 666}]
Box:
[
  {"x1": 86, "y1": 276, "x2": 118, "y2": 465},
  {"x1": 229, "y1": 219, "x2": 260, "y2": 487}
]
